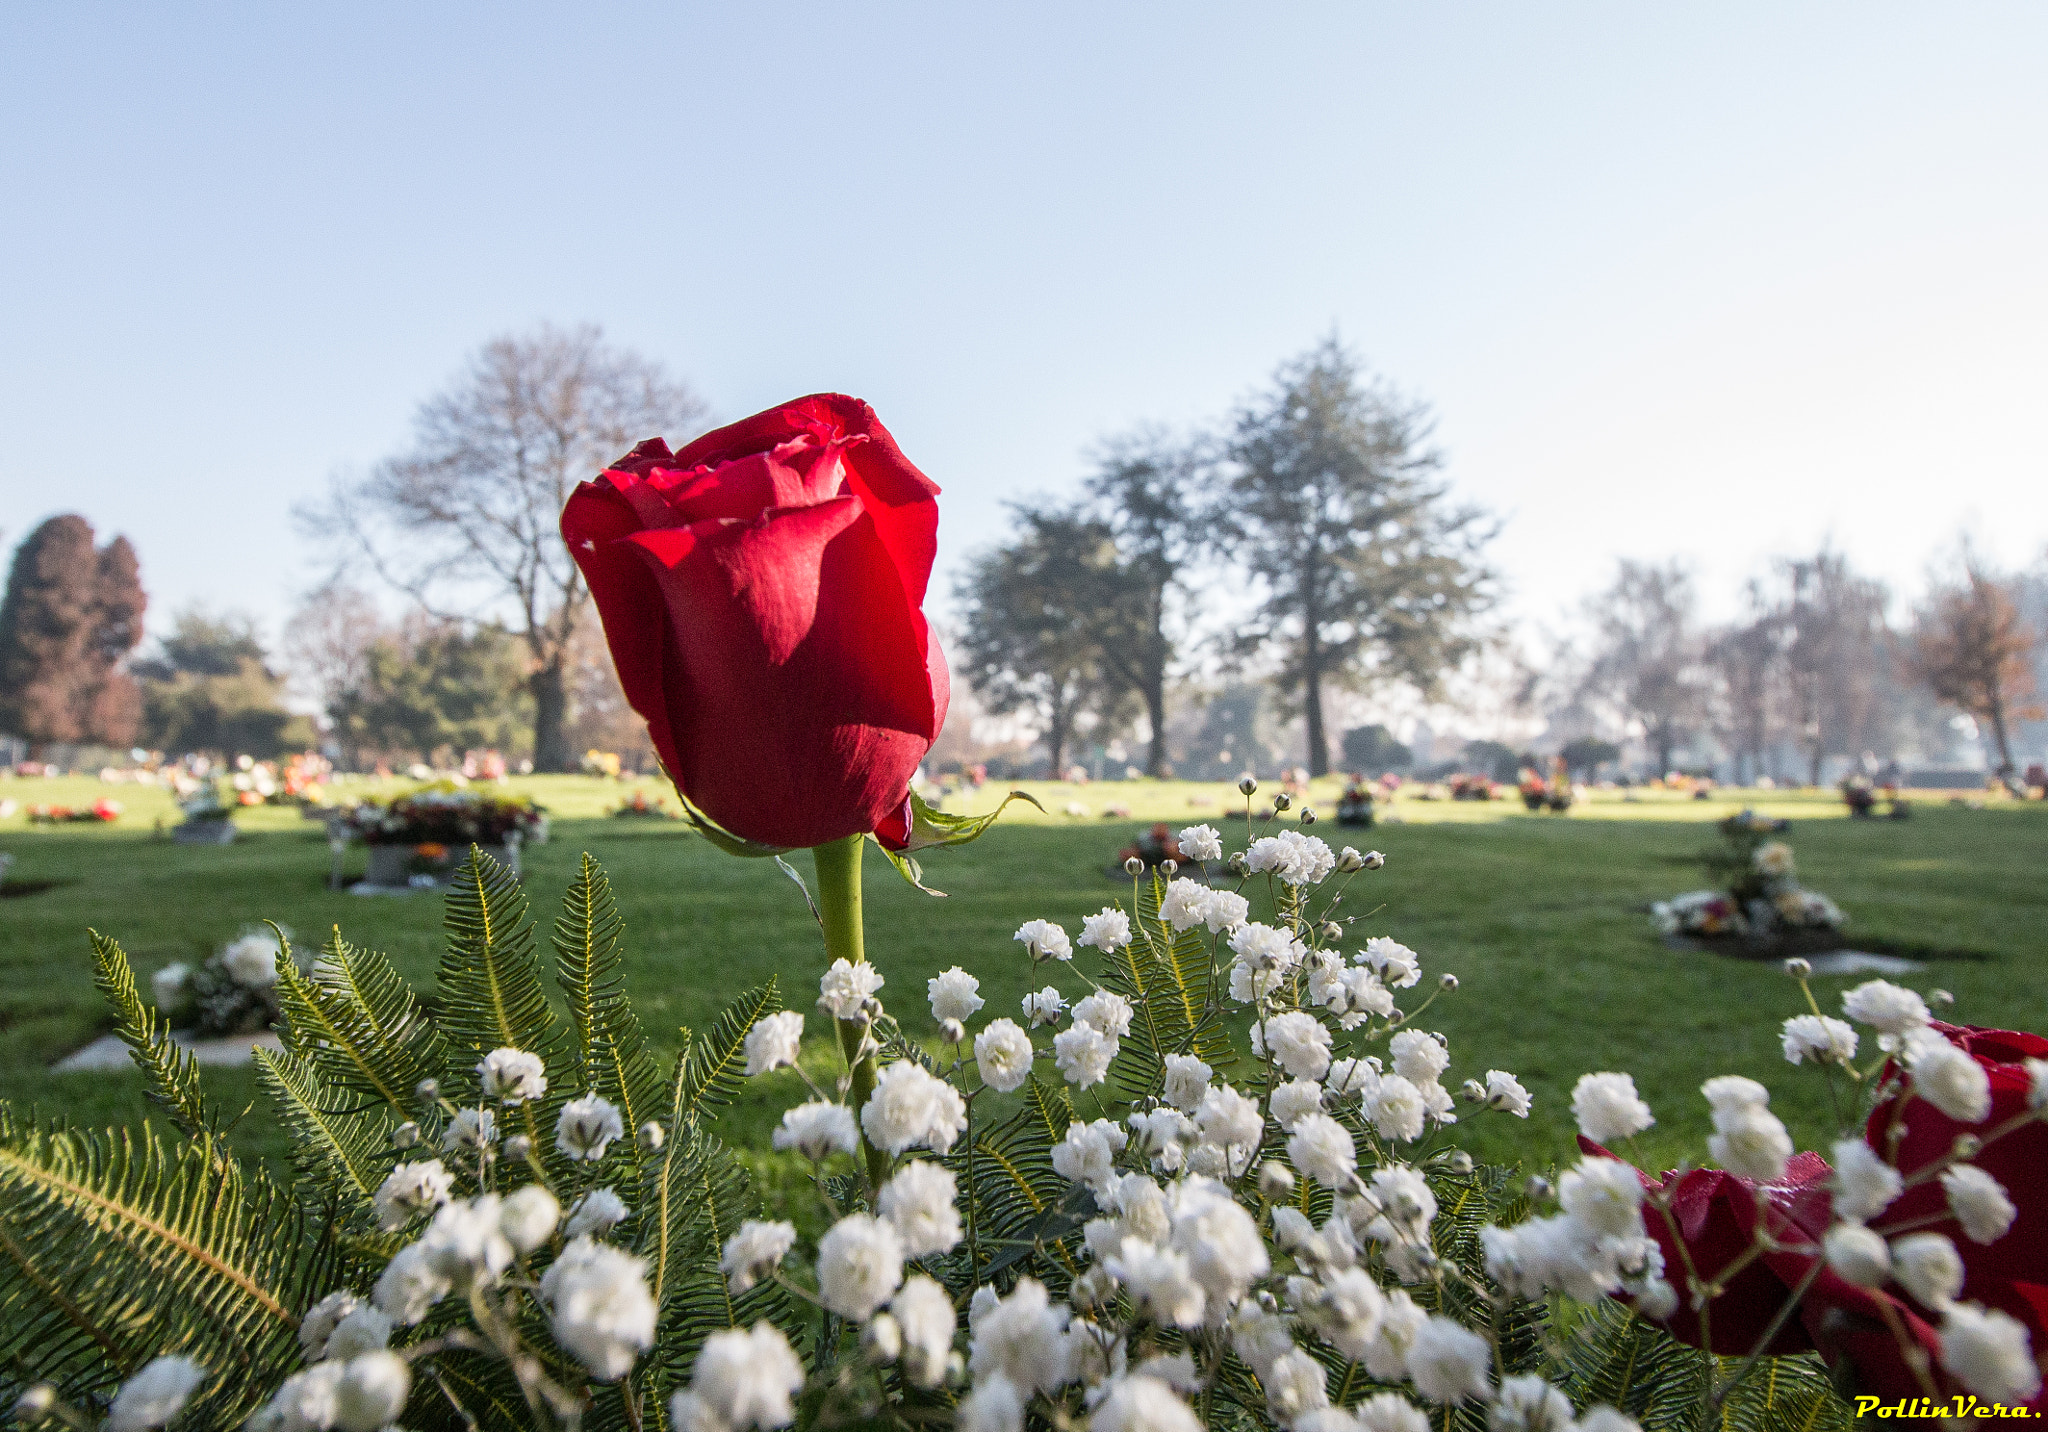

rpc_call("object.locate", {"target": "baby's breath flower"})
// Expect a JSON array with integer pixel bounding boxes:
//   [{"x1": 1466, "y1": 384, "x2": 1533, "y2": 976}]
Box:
[
  {"x1": 880, "y1": 1161, "x2": 963, "y2": 1257},
  {"x1": 862, "y1": 1060, "x2": 968, "y2": 1155},
  {"x1": 927, "y1": 966, "x2": 984, "y2": 1023},
  {"x1": 1831, "y1": 1138, "x2": 1903, "y2": 1222},
  {"x1": 373, "y1": 1159, "x2": 453, "y2": 1231},
  {"x1": 1021, "y1": 986, "x2": 1066, "y2": 1026},
  {"x1": 1081, "y1": 907, "x2": 1132, "y2": 952},
  {"x1": 1161, "y1": 1054, "x2": 1213, "y2": 1112},
  {"x1": 1359, "y1": 937, "x2": 1421, "y2": 989},
  {"x1": 675, "y1": 1323, "x2": 806, "y2": 1431},
  {"x1": 477, "y1": 1047, "x2": 548, "y2": 1104},
  {"x1": 773, "y1": 1101, "x2": 859, "y2": 1160},
  {"x1": 975, "y1": 1018, "x2": 1034, "y2": 1092},
  {"x1": 1570, "y1": 1072, "x2": 1654, "y2": 1144},
  {"x1": 1942, "y1": 1165, "x2": 2017, "y2": 1244},
  {"x1": 441, "y1": 1107, "x2": 496, "y2": 1153},
  {"x1": 1013, "y1": 918, "x2": 1073, "y2": 963},
  {"x1": 1780, "y1": 1014, "x2": 1857, "y2": 1066},
  {"x1": 1938, "y1": 1304, "x2": 2042, "y2": 1404},
  {"x1": 1053, "y1": 1022, "x2": 1117, "y2": 1089},
  {"x1": 818, "y1": 958, "x2": 884, "y2": 1019},
  {"x1": 1891, "y1": 1232, "x2": 1964, "y2": 1309},
  {"x1": 1072, "y1": 990, "x2": 1134, "y2": 1039},
  {"x1": 743, "y1": 1011, "x2": 804, "y2": 1075},
  {"x1": 720, "y1": 1220, "x2": 797, "y2": 1294},
  {"x1": 107, "y1": 1355, "x2": 206, "y2": 1431},
  {"x1": 1176, "y1": 824, "x2": 1223, "y2": 863},
  {"x1": 565, "y1": 1187, "x2": 631, "y2": 1239},
  {"x1": 557, "y1": 1093, "x2": 626, "y2": 1162}
]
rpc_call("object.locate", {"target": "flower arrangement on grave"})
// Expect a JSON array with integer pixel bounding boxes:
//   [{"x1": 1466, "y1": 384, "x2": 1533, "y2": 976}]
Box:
[
  {"x1": 582, "y1": 749, "x2": 623, "y2": 779},
  {"x1": 1115, "y1": 821, "x2": 1187, "y2": 872},
  {"x1": 1448, "y1": 773, "x2": 1495, "y2": 801},
  {"x1": 608, "y1": 789, "x2": 675, "y2": 820},
  {"x1": 11, "y1": 397, "x2": 2042, "y2": 1432},
  {"x1": 1336, "y1": 778, "x2": 1376, "y2": 827},
  {"x1": 149, "y1": 924, "x2": 304, "y2": 1037},
  {"x1": 174, "y1": 780, "x2": 235, "y2": 827},
  {"x1": 1651, "y1": 811, "x2": 1845, "y2": 941},
  {"x1": 27, "y1": 796, "x2": 121, "y2": 824},
  {"x1": 341, "y1": 780, "x2": 547, "y2": 848}
]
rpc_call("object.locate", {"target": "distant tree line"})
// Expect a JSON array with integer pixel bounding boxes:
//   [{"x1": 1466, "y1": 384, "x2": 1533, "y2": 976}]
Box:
[
  {"x1": 956, "y1": 339, "x2": 1496, "y2": 779},
  {"x1": 1565, "y1": 548, "x2": 2044, "y2": 783}
]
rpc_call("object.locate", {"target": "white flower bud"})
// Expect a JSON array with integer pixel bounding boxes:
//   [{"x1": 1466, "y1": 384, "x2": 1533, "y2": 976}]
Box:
[
  {"x1": 863, "y1": 1312, "x2": 903, "y2": 1363},
  {"x1": 1298, "y1": 807, "x2": 1316, "y2": 825},
  {"x1": 1448, "y1": 1150, "x2": 1474, "y2": 1174},
  {"x1": 1824, "y1": 1223, "x2": 1891, "y2": 1288},
  {"x1": 1783, "y1": 958, "x2": 1811, "y2": 978},
  {"x1": 15, "y1": 1385, "x2": 56, "y2": 1419},
  {"x1": 502, "y1": 1134, "x2": 532, "y2": 1162},
  {"x1": 1362, "y1": 850, "x2": 1386, "y2": 870},
  {"x1": 1227, "y1": 852, "x2": 1249, "y2": 875},
  {"x1": 1524, "y1": 1175, "x2": 1552, "y2": 1202},
  {"x1": 1124, "y1": 856, "x2": 1145, "y2": 876},
  {"x1": 941, "y1": 1018, "x2": 966, "y2": 1046},
  {"x1": 1160, "y1": 858, "x2": 1178, "y2": 876},
  {"x1": 1273, "y1": 792, "x2": 1291, "y2": 811},
  {"x1": 392, "y1": 1121, "x2": 421, "y2": 1148},
  {"x1": 1259, "y1": 1161, "x2": 1296, "y2": 1199},
  {"x1": 638, "y1": 1121, "x2": 665, "y2": 1152},
  {"x1": 1439, "y1": 973, "x2": 1459, "y2": 991},
  {"x1": 415, "y1": 1077, "x2": 440, "y2": 1103},
  {"x1": 1240, "y1": 775, "x2": 1259, "y2": 795}
]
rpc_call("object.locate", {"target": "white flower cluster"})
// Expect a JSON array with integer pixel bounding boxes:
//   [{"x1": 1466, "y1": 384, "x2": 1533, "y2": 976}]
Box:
[{"x1": 152, "y1": 820, "x2": 2038, "y2": 1431}]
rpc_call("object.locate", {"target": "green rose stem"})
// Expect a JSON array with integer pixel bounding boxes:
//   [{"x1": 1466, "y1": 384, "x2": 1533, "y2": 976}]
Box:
[{"x1": 813, "y1": 832, "x2": 891, "y2": 1190}]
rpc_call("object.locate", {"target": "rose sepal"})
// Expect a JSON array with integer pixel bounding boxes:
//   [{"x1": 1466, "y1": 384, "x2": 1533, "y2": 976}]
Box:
[
  {"x1": 871, "y1": 789, "x2": 1044, "y2": 897},
  {"x1": 676, "y1": 791, "x2": 790, "y2": 860}
]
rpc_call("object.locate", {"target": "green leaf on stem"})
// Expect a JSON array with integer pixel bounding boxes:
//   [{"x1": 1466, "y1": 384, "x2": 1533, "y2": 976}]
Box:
[{"x1": 873, "y1": 789, "x2": 1046, "y2": 895}]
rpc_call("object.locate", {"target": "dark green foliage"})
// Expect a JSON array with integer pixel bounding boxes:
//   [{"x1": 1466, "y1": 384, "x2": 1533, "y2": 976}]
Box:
[
  {"x1": 1099, "y1": 872, "x2": 1233, "y2": 1103},
  {"x1": 134, "y1": 609, "x2": 313, "y2": 758},
  {"x1": 0, "y1": 1113, "x2": 343, "y2": 1425},
  {"x1": 1342, "y1": 723, "x2": 1412, "y2": 775}
]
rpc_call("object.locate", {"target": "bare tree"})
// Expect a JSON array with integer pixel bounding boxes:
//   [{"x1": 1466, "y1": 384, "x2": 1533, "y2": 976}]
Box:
[
  {"x1": 1908, "y1": 556, "x2": 2042, "y2": 779},
  {"x1": 1705, "y1": 580, "x2": 1785, "y2": 785},
  {"x1": 1778, "y1": 548, "x2": 1891, "y2": 785},
  {"x1": 1220, "y1": 340, "x2": 1494, "y2": 776},
  {"x1": 283, "y1": 577, "x2": 388, "y2": 720},
  {"x1": 1581, "y1": 559, "x2": 1708, "y2": 776},
  {"x1": 310, "y1": 324, "x2": 706, "y2": 770}
]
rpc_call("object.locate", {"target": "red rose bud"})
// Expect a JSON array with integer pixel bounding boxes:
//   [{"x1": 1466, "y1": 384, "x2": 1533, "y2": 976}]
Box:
[{"x1": 561, "y1": 394, "x2": 949, "y2": 851}]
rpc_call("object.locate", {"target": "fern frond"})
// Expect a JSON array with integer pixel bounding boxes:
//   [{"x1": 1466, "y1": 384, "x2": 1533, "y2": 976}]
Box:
[
  {"x1": 951, "y1": 1076, "x2": 1080, "y2": 1291},
  {"x1": 1100, "y1": 879, "x2": 1233, "y2": 1103},
  {"x1": 676, "y1": 981, "x2": 780, "y2": 1126},
  {"x1": 86, "y1": 930, "x2": 215, "y2": 1138},
  {"x1": 0, "y1": 1109, "x2": 340, "y2": 1423},
  {"x1": 252, "y1": 1046, "x2": 390, "y2": 1229},
  {"x1": 552, "y1": 854, "x2": 665, "y2": 1184},
  {"x1": 436, "y1": 848, "x2": 571, "y2": 1162},
  {"x1": 274, "y1": 928, "x2": 442, "y2": 1117}
]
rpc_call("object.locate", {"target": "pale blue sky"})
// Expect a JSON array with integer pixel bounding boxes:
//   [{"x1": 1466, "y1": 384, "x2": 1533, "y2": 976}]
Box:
[{"x1": 3, "y1": 5, "x2": 2044, "y2": 646}]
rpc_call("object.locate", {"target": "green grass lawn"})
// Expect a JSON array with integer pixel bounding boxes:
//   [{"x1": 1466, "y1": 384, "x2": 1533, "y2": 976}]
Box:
[{"x1": 3, "y1": 773, "x2": 2043, "y2": 1212}]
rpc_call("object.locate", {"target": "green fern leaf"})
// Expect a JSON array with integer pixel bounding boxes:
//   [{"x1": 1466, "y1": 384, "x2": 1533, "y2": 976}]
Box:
[
  {"x1": 435, "y1": 848, "x2": 572, "y2": 1162},
  {"x1": 252, "y1": 1046, "x2": 390, "y2": 1229},
  {"x1": 274, "y1": 928, "x2": 442, "y2": 1117},
  {"x1": 86, "y1": 930, "x2": 215, "y2": 1139},
  {"x1": 0, "y1": 1109, "x2": 342, "y2": 1423},
  {"x1": 552, "y1": 854, "x2": 666, "y2": 1184},
  {"x1": 676, "y1": 981, "x2": 780, "y2": 1125}
]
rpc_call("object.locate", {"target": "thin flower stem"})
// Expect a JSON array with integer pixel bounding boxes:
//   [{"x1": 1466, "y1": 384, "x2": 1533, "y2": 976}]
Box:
[
  {"x1": 814, "y1": 834, "x2": 890, "y2": 1192},
  {"x1": 1710, "y1": 1254, "x2": 1825, "y2": 1409}
]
